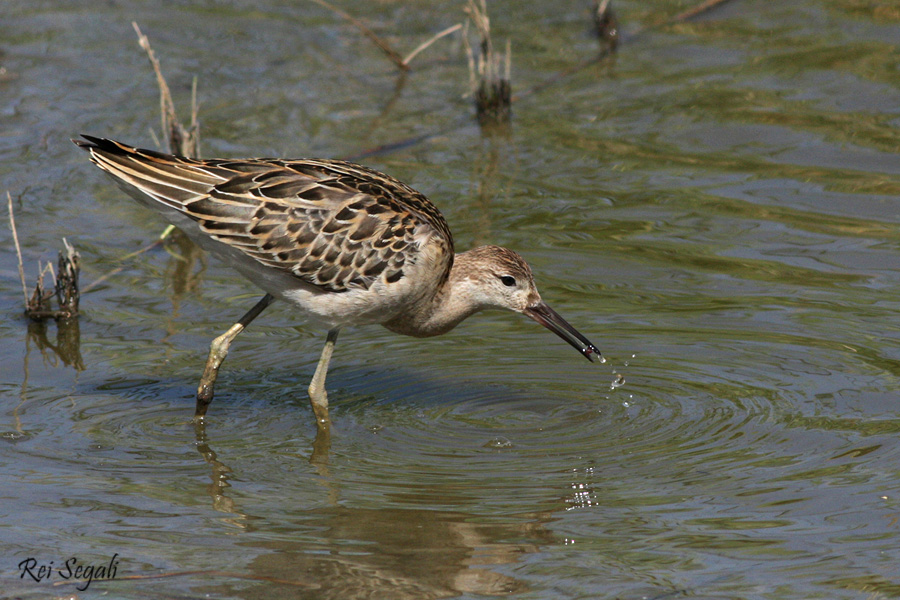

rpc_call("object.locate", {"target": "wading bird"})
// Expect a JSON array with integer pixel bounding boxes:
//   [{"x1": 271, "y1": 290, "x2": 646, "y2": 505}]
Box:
[{"x1": 75, "y1": 136, "x2": 601, "y2": 427}]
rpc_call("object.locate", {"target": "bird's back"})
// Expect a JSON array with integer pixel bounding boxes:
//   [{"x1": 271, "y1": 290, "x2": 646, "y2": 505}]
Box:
[{"x1": 75, "y1": 136, "x2": 454, "y2": 299}]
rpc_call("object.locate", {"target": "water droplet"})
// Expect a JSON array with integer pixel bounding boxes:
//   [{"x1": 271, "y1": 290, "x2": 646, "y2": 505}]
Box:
[
  {"x1": 483, "y1": 436, "x2": 513, "y2": 449},
  {"x1": 610, "y1": 373, "x2": 626, "y2": 389},
  {"x1": 0, "y1": 431, "x2": 30, "y2": 443}
]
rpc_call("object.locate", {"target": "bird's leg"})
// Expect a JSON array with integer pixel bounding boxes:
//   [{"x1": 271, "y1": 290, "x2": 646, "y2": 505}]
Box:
[
  {"x1": 308, "y1": 328, "x2": 340, "y2": 427},
  {"x1": 195, "y1": 293, "x2": 275, "y2": 421}
]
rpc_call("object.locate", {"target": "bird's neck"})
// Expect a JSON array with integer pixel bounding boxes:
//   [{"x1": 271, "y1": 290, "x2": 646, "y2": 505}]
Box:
[{"x1": 382, "y1": 250, "x2": 488, "y2": 338}]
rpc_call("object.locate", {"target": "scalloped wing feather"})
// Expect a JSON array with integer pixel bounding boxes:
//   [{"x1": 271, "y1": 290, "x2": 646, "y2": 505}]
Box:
[{"x1": 75, "y1": 137, "x2": 454, "y2": 293}]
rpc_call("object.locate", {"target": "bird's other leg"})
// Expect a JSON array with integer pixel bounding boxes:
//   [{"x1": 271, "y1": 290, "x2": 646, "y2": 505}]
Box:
[
  {"x1": 195, "y1": 294, "x2": 275, "y2": 421},
  {"x1": 308, "y1": 328, "x2": 340, "y2": 427}
]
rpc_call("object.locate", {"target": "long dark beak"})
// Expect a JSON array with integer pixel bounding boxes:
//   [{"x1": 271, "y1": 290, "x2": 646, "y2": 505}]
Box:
[{"x1": 524, "y1": 302, "x2": 602, "y2": 362}]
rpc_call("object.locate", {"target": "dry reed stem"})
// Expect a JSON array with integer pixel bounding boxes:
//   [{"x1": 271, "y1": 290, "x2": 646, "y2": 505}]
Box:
[
  {"x1": 310, "y1": 0, "x2": 462, "y2": 69},
  {"x1": 464, "y1": 0, "x2": 511, "y2": 125},
  {"x1": 308, "y1": 0, "x2": 407, "y2": 71},
  {"x1": 81, "y1": 25, "x2": 200, "y2": 296},
  {"x1": 402, "y1": 23, "x2": 463, "y2": 66},
  {"x1": 8, "y1": 191, "x2": 81, "y2": 320},
  {"x1": 7, "y1": 191, "x2": 28, "y2": 306},
  {"x1": 132, "y1": 21, "x2": 200, "y2": 156}
]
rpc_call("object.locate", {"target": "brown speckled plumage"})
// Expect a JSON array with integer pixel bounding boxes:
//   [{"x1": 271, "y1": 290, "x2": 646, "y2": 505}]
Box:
[{"x1": 75, "y1": 137, "x2": 452, "y2": 294}]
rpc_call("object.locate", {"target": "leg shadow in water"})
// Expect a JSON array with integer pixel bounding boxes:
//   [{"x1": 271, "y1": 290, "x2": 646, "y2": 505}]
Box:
[
  {"x1": 190, "y1": 419, "x2": 548, "y2": 599},
  {"x1": 191, "y1": 417, "x2": 337, "y2": 524}
]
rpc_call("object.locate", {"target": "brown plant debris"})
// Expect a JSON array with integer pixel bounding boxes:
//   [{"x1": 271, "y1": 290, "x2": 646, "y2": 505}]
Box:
[
  {"x1": 55, "y1": 238, "x2": 80, "y2": 318},
  {"x1": 8, "y1": 193, "x2": 81, "y2": 321},
  {"x1": 465, "y1": 0, "x2": 511, "y2": 125},
  {"x1": 593, "y1": 0, "x2": 620, "y2": 52}
]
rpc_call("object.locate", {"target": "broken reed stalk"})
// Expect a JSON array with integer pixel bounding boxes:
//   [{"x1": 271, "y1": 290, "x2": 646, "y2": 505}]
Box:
[
  {"x1": 310, "y1": 0, "x2": 462, "y2": 69},
  {"x1": 8, "y1": 191, "x2": 28, "y2": 307},
  {"x1": 402, "y1": 23, "x2": 463, "y2": 67},
  {"x1": 8, "y1": 192, "x2": 81, "y2": 321},
  {"x1": 464, "y1": 0, "x2": 511, "y2": 126},
  {"x1": 308, "y1": 0, "x2": 408, "y2": 71},
  {"x1": 23, "y1": 244, "x2": 81, "y2": 321},
  {"x1": 132, "y1": 21, "x2": 200, "y2": 157},
  {"x1": 55, "y1": 239, "x2": 80, "y2": 318},
  {"x1": 132, "y1": 20, "x2": 197, "y2": 260},
  {"x1": 25, "y1": 262, "x2": 54, "y2": 319},
  {"x1": 593, "y1": 0, "x2": 619, "y2": 52}
]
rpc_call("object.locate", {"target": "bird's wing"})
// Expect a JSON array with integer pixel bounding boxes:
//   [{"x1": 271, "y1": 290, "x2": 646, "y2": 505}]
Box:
[{"x1": 75, "y1": 136, "x2": 453, "y2": 293}]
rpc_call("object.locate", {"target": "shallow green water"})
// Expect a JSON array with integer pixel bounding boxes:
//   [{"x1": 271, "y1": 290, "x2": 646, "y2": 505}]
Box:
[{"x1": 2, "y1": 1, "x2": 900, "y2": 598}]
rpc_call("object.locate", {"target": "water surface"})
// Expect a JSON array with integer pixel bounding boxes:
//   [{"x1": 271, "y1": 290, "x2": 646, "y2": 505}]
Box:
[{"x1": 2, "y1": 1, "x2": 900, "y2": 598}]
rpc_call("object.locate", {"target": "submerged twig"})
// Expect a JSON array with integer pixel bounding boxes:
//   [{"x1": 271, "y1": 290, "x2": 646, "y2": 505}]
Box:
[
  {"x1": 668, "y1": 0, "x2": 736, "y2": 23},
  {"x1": 80, "y1": 237, "x2": 167, "y2": 295},
  {"x1": 309, "y1": 0, "x2": 461, "y2": 70},
  {"x1": 464, "y1": 0, "x2": 511, "y2": 126},
  {"x1": 626, "y1": 0, "x2": 738, "y2": 40},
  {"x1": 515, "y1": 0, "x2": 734, "y2": 103}
]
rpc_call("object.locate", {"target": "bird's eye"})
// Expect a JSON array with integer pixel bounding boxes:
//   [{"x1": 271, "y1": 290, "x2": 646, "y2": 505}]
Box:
[{"x1": 500, "y1": 275, "x2": 517, "y2": 287}]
